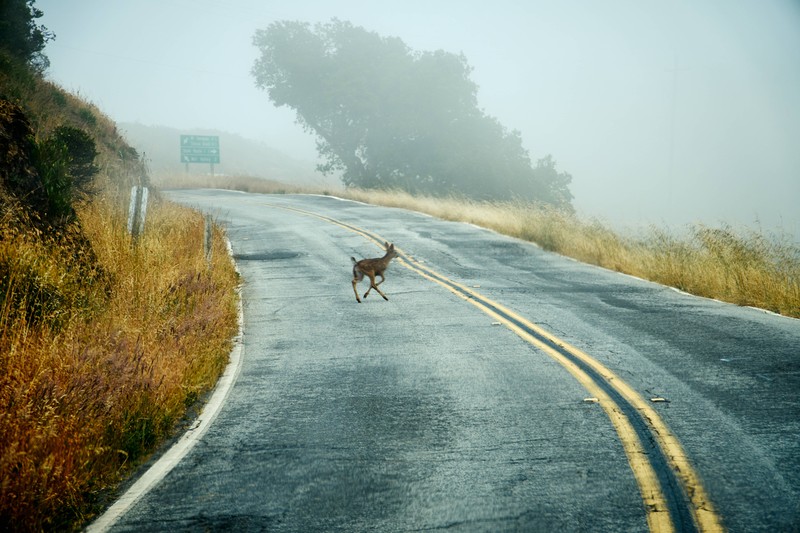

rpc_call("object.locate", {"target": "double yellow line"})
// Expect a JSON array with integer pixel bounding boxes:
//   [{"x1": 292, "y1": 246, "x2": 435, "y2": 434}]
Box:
[{"x1": 266, "y1": 202, "x2": 724, "y2": 533}]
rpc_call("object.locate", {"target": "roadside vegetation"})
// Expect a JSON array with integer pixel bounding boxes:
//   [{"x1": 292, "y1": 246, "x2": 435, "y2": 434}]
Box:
[
  {"x1": 344, "y1": 189, "x2": 799, "y2": 318},
  {"x1": 0, "y1": 6, "x2": 240, "y2": 530},
  {"x1": 163, "y1": 174, "x2": 800, "y2": 319},
  {"x1": 0, "y1": 194, "x2": 239, "y2": 531}
]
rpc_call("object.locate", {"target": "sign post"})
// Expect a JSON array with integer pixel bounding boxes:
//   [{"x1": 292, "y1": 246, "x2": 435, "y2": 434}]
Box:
[{"x1": 180, "y1": 135, "x2": 220, "y2": 174}]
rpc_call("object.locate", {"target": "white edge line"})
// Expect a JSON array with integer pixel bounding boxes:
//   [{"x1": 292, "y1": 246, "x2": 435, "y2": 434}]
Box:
[{"x1": 85, "y1": 238, "x2": 245, "y2": 532}]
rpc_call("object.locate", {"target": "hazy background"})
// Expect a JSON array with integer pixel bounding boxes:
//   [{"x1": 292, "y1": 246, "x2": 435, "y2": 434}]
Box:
[{"x1": 38, "y1": 0, "x2": 800, "y2": 238}]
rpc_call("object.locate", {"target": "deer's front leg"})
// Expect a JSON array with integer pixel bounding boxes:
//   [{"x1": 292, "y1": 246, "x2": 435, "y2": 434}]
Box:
[{"x1": 363, "y1": 273, "x2": 376, "y2": 299}]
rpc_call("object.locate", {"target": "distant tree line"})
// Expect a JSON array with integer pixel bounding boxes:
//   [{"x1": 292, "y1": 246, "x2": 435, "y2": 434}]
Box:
[
  {"x1": 252, "y1": 19, "x2": 573, "y2": 208},
  {"x1": 0, "y1": 0, "x2": 54, "y2": 72}
]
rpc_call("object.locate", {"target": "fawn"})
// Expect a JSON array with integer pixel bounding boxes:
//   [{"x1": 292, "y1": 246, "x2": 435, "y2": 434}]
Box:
[{"x1": 351, "y1": 242, "x2": 398, "y2": 303}]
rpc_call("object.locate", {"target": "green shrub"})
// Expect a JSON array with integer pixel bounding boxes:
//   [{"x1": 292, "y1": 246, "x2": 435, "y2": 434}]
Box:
[
  {"x1": 0, "y1": 99, "x2": 99, "y2": 226},
  {"x1": 77, "y1": 106, "x2": 96, "y2": 126}
]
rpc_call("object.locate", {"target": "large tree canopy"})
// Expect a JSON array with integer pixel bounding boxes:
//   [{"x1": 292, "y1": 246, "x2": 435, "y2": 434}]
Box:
[{"x1": 252, "y1": 19, "x2": 573, "y2": 208}]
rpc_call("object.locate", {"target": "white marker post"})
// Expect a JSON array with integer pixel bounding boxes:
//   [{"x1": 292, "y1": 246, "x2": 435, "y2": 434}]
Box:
[
  {"x1": 204, "y1": 215, "x2": 213, "y2": 265},
  {"x1": 127, "y1": 185, "x2": 149, "y2": 240}
]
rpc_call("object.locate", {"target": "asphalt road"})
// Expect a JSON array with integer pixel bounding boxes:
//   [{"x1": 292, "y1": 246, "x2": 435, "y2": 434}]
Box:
[{"x1": 102, "y1": 190, "x2": 799, "y2": 532}]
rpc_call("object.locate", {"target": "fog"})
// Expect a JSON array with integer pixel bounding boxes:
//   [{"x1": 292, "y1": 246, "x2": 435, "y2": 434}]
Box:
[{"x1": 38, "y1": 0, "x2": 800, "y2": 238}]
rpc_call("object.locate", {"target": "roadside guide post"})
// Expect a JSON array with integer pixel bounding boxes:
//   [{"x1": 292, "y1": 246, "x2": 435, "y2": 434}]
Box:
[
  {"x1": 204, "y1": 216, "x2": 213, "y2": 265},
  {"x1": 127, "y1": 185, "x2": 149, "y2": 241}
]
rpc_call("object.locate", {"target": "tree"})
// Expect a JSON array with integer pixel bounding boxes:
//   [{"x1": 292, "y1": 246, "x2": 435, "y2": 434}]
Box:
[
  {"x1": 0, "y1": 0, "x2": 54, "y2": 72},
  {"x1": 252, "y1": 19, "x2": 573, "y2": 208}
]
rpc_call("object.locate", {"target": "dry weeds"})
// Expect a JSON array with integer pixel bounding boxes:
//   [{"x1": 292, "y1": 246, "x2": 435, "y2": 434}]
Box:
[{"x1": 0, "y1": 194, "x2": 239, "y2": 531}]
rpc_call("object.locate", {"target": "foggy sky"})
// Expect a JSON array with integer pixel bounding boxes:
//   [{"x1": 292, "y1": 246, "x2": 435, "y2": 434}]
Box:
[{"x1": 37, "y1": 0, "x2": 800, "y2": 238}]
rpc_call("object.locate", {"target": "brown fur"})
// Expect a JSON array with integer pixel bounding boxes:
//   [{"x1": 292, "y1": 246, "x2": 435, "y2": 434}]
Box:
[{"x1": 351, "y1": 242, "x2": 398, "y2": 303}]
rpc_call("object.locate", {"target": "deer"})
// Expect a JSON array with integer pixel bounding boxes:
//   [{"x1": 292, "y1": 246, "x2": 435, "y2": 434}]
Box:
[{"x1": 351, "y1": 242, "x2": 398, "y2": 303}]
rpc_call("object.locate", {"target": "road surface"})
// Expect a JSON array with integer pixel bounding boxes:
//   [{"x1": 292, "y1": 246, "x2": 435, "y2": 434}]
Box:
[{"x1": 100, "y1": 190, "x2": 799, "y2": 532}]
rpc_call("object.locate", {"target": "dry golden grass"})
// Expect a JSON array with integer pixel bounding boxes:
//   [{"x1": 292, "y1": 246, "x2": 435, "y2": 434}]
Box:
[
  {"x1": 340, "y1": 189, "x2": 800, "y2": 318},
  {"x1": 641, "y1": 225, "x2": 800, "y2": 315},
  {"x1": 150, "y1": 171, "x2": 319, "y2": 195},
  {"x1": 0, "y1": 194, "x2": 240, "y2": 531}
]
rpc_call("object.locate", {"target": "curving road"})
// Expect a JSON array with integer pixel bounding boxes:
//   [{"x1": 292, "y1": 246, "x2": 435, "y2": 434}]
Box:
[{"x1": 101, "y1": 190, "x2": 799, "y2": 532}]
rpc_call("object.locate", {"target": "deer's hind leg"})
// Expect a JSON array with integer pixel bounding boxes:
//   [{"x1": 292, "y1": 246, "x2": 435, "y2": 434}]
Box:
[{"x1": 352, "y1": 271, "x2": 364, "y2": 303}]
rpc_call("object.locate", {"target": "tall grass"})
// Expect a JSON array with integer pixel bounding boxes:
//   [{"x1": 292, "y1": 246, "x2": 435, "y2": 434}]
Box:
[
  {"x1": 643, "y1": 224, "x2": 800, "y2": 314},
  {"x1": 340, "y1": 189, "x2": 800, "y2": 318},
  {"x1": 150, "y1": 171, "x2": 314, "y2": 195},
  {"x1": 0, "y1": 194, "x2": 240, "y2": 531}
]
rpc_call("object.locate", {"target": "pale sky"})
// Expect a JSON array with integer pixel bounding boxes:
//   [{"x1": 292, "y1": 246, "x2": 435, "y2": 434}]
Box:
[{"x1": 38, "y1": 0, "x2": 800, "y2": 238}]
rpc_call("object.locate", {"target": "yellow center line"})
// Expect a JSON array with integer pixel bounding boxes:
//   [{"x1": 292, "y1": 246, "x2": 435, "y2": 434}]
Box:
[
  {"x1": 404, "y1": 256, "x2": 723, "y2": 533},
  {"x1": 261, "y1": 201, "x2": 725, "y2": 533},
  {"x1": 407, "y1": 260, "x2": 674, "y2": 532}
]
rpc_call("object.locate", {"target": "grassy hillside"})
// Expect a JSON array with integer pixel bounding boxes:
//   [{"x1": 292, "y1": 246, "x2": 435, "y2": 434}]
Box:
[{"x1": 1, "y1": 51, "x2": 240, "y2": 531}]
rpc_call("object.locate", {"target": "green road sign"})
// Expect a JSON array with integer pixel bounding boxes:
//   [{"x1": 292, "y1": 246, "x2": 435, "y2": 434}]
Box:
[{"x1": 180, "y1": 135, "x2": 220, "y2": 164}]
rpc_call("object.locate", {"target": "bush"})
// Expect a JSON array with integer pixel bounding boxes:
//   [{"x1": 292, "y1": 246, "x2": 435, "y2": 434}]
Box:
[{"x1": 1, "y1": 99, "x2": 99, "y2": 226}]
